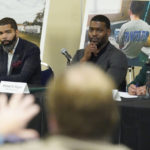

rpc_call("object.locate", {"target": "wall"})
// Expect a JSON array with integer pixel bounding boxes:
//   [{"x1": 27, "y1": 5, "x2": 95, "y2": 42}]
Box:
[
  {"x1": 42, "y1": 0, "x2": 86, "y2": 75},
  {"x1": 42, "y1": 0, "x2": 134, "y2": 76}
]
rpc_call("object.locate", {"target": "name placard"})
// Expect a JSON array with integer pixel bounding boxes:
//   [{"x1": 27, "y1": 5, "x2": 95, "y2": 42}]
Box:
[{"x1": 0, "y1": 81, "x2": 30, "y2": 94}]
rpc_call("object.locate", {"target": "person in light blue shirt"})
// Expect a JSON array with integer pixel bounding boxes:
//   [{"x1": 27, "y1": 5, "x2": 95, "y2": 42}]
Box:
[{"x1": 116, "y1": 1, "x2": 150, "y2": 63}]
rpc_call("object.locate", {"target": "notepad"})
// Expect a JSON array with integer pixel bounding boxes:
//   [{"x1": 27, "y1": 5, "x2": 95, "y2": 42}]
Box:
[{"x1": 112, "y1": 89, "x2": 137, "y2": 101}]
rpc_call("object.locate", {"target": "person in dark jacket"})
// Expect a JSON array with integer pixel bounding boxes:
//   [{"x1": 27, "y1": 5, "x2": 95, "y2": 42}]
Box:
[{"x1": 0, "y1": 17, "x2": 41, "y2": 85}]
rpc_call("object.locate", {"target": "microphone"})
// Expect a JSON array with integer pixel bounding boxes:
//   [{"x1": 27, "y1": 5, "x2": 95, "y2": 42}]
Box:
[{"x1": 61, "y1": 48, "x2": 72, "y2": 63}]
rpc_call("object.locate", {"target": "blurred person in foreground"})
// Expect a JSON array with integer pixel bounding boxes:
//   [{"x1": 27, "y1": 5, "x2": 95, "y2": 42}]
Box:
[
  {"x1": 0, "y1": 94, "x2": 40, "y2": 144},
  {"x1": 1, "y1": 63, "x2": 130, "y2": 150},
  {"x1": 72, "y1": 15, "x2": 128, "y2": 91}
]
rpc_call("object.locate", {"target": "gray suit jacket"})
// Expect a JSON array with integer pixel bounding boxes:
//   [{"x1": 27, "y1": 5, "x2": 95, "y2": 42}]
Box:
[{"x1": 72, "y1": 42, "x2": 128, "y2": 91}]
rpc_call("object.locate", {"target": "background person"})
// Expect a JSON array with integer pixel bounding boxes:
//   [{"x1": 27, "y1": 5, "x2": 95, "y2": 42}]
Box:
[
  {"x1": 116, "y1": 1, "x2": 150, "y2": 66},
  {"x1": 127, "y1": 63, "x2": 149, "y2": 95}
]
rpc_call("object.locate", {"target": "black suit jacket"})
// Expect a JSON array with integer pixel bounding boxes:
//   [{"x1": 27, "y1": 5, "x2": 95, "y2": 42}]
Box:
[
  {"x1": 0, "y1": 38, "x2": 41, "y2": 85},
  {"x1": 72, "y1": 42, "x2": 128, "y2": 91}
]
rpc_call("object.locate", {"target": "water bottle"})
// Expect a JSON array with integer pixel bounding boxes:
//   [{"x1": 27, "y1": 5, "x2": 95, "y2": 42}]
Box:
[
  {"x1": 146, "y1": 70, "x2": 150, "y2": 96},
  {"x1": 114, "y1": 28, "x2": 120, "y2": 41}
]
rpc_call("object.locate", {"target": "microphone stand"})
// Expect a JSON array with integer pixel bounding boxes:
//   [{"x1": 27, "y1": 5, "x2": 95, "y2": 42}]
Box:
[
  {"x1": 67, "y1": 58, "x2": 72, "y2": 66},
  {"x1": 67, "y1": 60, "x2": 70, "y2": 65}
]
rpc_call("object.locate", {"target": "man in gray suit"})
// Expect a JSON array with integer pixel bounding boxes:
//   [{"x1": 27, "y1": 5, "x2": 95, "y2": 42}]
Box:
[{"x1": 72, "y1": 15, "x2": 128, "y2": 91}]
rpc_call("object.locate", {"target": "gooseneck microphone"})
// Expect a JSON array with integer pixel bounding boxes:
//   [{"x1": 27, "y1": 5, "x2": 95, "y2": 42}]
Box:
[{"x1": 61, "y1": 48, "x2": 72, "y2": 64}]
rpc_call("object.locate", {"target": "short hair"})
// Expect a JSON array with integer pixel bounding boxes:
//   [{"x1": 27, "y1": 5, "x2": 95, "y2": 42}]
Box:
[
  {"x1": 130, "y1": 1, "x2": 145, "y2": 16},
  {"x1": 47, "y1": 63, "x2": 119, "y2": 139},
  {"x1": 91, "y1": 15, "x2": 110, "y2": 29},
  {"x1": 0, "y1": 17, "x2": 18, "y2": 30}
]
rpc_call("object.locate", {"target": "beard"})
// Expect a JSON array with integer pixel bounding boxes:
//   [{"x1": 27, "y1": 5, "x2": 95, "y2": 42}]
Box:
[
  {"x1": 89, "y1": 35, "x2": 108, "y2": 49},
  {"x1": 2, "y1": 35, "x2": 17, "y2": 53}
]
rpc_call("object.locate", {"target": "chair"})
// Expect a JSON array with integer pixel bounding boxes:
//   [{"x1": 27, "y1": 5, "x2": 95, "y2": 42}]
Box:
[{"x1": 41, "y1": 62, "x2": 54, "y2": 86}]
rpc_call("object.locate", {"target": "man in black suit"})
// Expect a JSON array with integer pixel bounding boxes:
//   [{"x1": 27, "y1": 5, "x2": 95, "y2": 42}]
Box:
[{"x1": 0, "y1": 17, "x2": 41, "y2": 85}]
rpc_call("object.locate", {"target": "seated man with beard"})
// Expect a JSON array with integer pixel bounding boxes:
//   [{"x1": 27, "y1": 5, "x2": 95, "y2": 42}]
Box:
[
  {"x1": 0, "y1": 17, "x2": 41, "y2": 85},
  {"x1": 72, "y1": 15, "x2": 128, "y2": 91}
]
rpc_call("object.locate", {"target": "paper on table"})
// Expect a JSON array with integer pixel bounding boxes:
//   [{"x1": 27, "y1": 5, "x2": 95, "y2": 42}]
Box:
[
  {"x1": 119, "y1": 92, "x2": 138, "y2": 98},
  {"x1": 112, "y1": 90, "x2": 137, "y2": 101}
]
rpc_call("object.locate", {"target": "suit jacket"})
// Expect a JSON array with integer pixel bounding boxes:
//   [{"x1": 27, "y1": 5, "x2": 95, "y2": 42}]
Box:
[
  {"x1": 72, "y1": 42, "x2": 128, "y2": 91},
  {"x1": 0, "y1": 38, "x2": 41, "y2": 85}
]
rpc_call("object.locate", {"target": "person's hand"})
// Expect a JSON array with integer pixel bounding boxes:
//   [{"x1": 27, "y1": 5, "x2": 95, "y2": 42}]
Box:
[
  {"x1": 14, "y1": 129, "x2": 39, "y2": 140},
  {"x1": 128, "y1": 84, "x2": 137, "y2": 95},
  {"x1": 136, "y1": 85, "x2": 146, "y2": 96},
  {"x1": 80, "y1": 42, "x2": 98, "y2": 62},
  {"x1": 0, "y1": 94, "x2": 40, "y2": 136}
]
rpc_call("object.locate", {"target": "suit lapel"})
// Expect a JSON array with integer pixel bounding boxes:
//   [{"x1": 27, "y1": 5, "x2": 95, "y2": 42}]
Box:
[
  {"x1": 96, "y1": 43, "x2": 110, "y2": 64},
  {"x1": 9, "y1": 38, "x2": 23, "y2": 74},
  {"x1": 2, "y1": 51, "x2": 8, "y2": 75},
  {"x1": 0, "y1": 46, "x2": 8, "y2": 75},
  {"x1": 9, "y1": 54, "x2": 20, "y2": 74}
]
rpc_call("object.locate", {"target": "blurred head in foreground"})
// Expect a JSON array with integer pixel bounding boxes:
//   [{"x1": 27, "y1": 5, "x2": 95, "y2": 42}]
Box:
[{"x1": 46, "y1": 63, "x2": 119, "y2": 139}]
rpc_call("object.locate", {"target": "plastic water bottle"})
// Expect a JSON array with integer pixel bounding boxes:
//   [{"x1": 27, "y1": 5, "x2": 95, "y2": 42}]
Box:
[
  {"x1": 146, "y1": 70, "x2": 150, "y2": 96},
  {"x1": 114, "y1": 28, "x2": 120, "y2": 41}
]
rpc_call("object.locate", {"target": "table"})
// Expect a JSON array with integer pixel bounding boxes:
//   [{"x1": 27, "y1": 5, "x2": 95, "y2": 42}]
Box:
[
  {"x1": 27, "y1": 86, "x2": 48, "y2": 137},
  {"x1": 115, "y1": 97, "x2": 150, "y2": 150}
]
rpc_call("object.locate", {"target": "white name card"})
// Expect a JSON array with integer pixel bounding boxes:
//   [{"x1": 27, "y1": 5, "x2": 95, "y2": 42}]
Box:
[{"x1": 0, "y1": 81, "x2": 30, "y2": 94}]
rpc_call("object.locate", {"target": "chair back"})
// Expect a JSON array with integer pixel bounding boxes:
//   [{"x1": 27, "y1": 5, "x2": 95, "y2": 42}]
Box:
[{"x1": 41, "y1": 62, "x2": 54, "y2": 86}]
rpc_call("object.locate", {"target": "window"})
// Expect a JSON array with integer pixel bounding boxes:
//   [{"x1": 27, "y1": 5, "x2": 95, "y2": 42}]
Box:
[{"x1": 88, "y1": 0, "x2": 122, "y2": 14}]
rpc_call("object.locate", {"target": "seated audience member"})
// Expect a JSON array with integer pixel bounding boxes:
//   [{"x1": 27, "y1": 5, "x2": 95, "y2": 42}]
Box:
[
  {"x1": 0, "y1": 17, "x2": 41, "y2": 84},
  {"x1": 116, "y1": 1, "x2": 150, "y2": 60},
  {"x1": 72, "y1": 15, "x2": 128, "y2": 91},
  {"x1": 0, "y1": 94, "x2": 40, "y2": 144},
  {"x1": 1, "y1": 63, "x2": 130, "y2": 150},
  {"x1": 128, "y1": 64, "x2": 149, "y2": 95}
]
